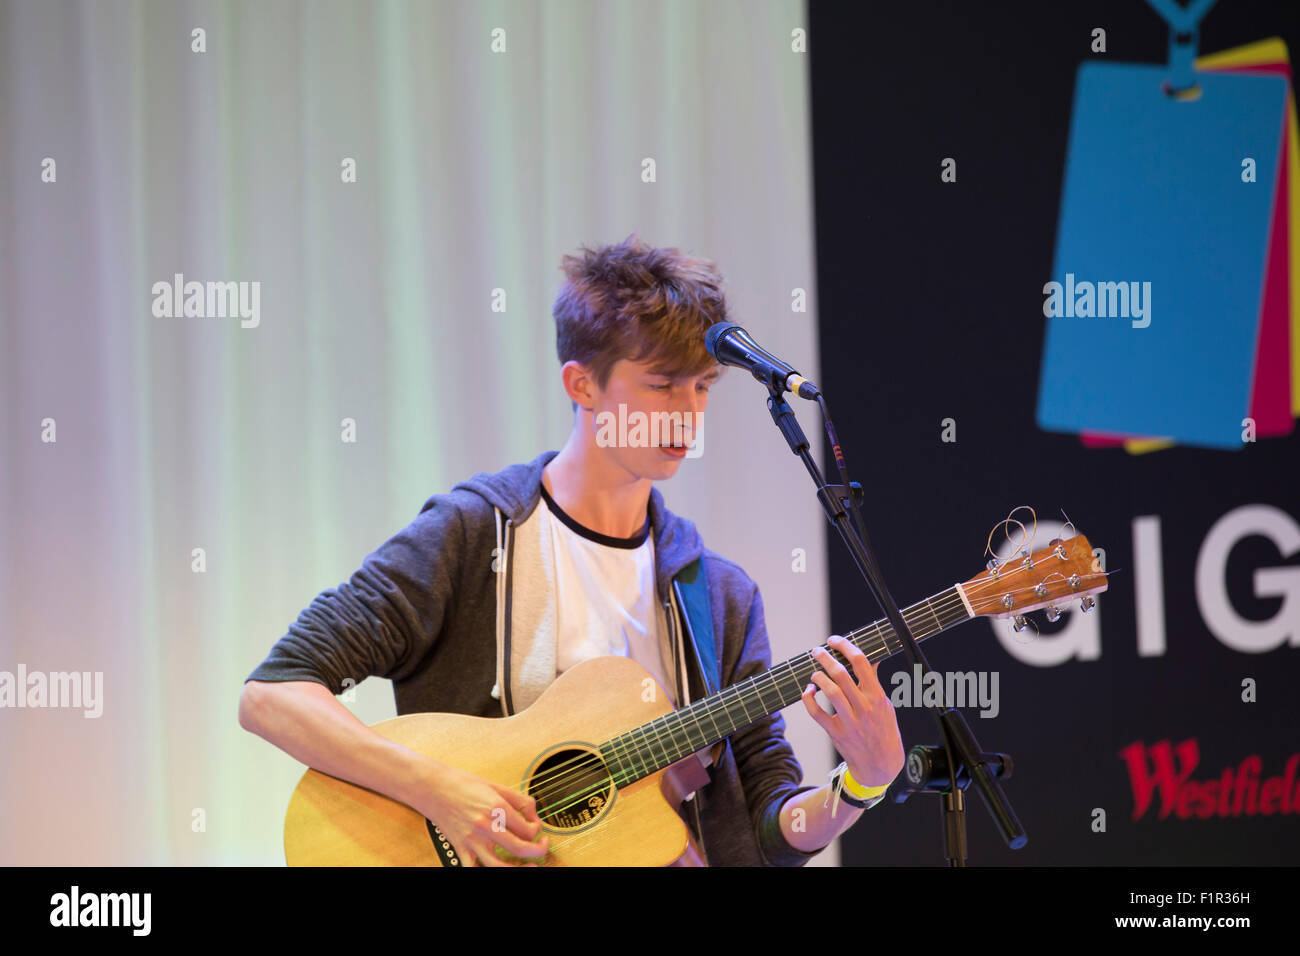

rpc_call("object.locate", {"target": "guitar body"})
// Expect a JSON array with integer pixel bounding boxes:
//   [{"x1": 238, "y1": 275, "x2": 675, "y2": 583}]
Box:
[{"x1": 283, "y1": 656, "x2": 689, "y2": 866}]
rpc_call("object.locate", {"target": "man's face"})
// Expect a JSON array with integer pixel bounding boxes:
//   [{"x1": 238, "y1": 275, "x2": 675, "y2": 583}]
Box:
[{"x1": 583, "y1": 357, "x2": 721, "y2": 481}]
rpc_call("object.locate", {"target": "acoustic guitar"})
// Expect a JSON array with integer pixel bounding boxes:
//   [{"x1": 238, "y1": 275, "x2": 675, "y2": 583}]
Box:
[{"x1": 283, "y1": 528, "x2": 1107, "y2": 866}]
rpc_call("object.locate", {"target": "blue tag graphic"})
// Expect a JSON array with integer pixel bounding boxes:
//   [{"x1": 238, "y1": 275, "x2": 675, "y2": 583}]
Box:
[{"x1": 1037, "y1": 62, "x2": 1286, "y2": 450}]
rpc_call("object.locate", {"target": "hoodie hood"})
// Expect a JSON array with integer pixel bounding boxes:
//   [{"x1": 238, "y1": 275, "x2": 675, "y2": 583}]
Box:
[{"x1": 452, "y1": 448, "x2": 705, "y2": 601}]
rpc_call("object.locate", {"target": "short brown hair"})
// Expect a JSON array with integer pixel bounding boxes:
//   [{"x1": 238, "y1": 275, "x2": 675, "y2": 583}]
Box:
[{"x1": 553, "y1": 234, "x2": 728, "y2": 400}]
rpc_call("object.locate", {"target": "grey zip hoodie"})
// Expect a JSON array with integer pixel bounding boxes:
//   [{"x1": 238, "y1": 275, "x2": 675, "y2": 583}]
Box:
[{"x1": 246, "y1": 449, "x2": 821, "y2": 865}]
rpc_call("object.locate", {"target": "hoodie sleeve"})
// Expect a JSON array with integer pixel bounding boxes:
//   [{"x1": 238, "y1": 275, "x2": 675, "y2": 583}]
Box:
[
  {"x1": 727, "y1": 581, "x2": 824, "y2": 866},
  {"x1": 244, "y1": 493, "x2": 468, "y2": 694}
]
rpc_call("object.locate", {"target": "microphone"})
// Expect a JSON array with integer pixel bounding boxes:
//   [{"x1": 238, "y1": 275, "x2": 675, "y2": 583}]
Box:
[{"x1": 704, "y1": 322, "x2": 821, "y2": 399}]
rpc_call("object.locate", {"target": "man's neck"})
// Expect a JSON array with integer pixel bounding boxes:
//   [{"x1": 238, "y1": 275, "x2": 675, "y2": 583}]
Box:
[{"x1": 542, "y1": 437, "x2": 651, "y2": 540}]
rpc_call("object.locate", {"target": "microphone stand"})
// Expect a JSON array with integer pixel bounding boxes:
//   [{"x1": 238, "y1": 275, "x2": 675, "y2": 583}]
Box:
[{"x1": 764, "y1": 384, "x2": 1027, "y2": 864}]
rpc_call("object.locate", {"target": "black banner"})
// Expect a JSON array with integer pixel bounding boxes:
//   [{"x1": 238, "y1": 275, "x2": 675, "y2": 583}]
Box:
[{"x1": 809, "y1": 0, "x2": 1300, "y2": 866}]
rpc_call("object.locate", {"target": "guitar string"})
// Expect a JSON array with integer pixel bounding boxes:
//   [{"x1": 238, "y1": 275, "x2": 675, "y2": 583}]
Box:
[
  {"x1": 536, "y1": 578, "x2": 1104, "y2": 820},
  {"x1": 529, "y1": 600, "x2": 962, "y2": 818},
  {"x1": 529, "y1": 626, "x2": 931, "y2": 822},
  {"x1": 534, "y1": 598, "x2": 944, "y2": 778},
  {"x1": 584, "y1": 558, "x2": 1100, "y2": 794},
  {"x1": 525, "y1": 591, "x2": 973, "y2": 817},
  {"x1": 530, "y1": 578, "x2": 992, "y2": 805},
  {"x1": 524, "y1": 563, "x2": 1098, "y2": 819},
  {"x1": 531, "y1": 600, "x2": 946, "y2": 805},
  {"x1": 516, "y1": 565, "x2": 1102, "y2": 821},
  {"x1": 522, "y1": 564, "x2": 1093, "y2": 819}
]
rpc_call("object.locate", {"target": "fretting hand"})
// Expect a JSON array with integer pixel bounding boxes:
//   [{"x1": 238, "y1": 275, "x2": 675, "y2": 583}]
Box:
[{"x1": 801, "y1": 635, "x2": 905, "y2": 788}]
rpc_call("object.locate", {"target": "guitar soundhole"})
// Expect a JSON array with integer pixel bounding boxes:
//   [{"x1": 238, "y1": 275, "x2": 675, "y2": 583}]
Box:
[{"x1": 526, "y1": 747, "x2": 614, "y2": 832}]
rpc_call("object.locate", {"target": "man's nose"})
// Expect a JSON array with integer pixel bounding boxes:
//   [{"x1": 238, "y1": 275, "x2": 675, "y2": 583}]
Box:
[{"x1": 676, "y1": 390, "x2": 703, "y2": 441}]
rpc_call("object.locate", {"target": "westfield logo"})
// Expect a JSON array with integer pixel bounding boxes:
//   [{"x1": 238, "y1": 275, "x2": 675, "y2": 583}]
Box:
[{"x1": 1119, "y1": 738, "x2": 1300, "y2": 820}]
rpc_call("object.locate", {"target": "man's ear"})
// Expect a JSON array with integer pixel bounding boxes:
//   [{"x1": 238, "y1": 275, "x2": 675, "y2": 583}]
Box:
[{"x1": 561, "y1": 360, "x2": 596, "y2": 411}]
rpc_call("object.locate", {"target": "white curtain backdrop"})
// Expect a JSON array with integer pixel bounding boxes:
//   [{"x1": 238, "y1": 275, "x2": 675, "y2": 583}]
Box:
[{"x1": 0, "y1": 0, "x2": 833, "y2": 865}]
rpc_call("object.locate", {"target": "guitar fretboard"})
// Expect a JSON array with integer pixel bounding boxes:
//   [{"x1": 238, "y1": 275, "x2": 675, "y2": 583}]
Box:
[{"x1": 599, "y1": 585, "x2": 971, "y2": 787}]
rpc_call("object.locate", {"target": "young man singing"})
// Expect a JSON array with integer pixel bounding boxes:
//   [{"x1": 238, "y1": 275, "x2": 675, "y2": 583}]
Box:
[{"x1": 240, "y1": 234, "x2": 905, "y2": 866}]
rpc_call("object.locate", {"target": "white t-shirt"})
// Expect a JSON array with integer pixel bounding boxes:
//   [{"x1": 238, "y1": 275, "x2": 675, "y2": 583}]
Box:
[{"x1": 539, "y1": 482, "x2": 677, "y2": 707}]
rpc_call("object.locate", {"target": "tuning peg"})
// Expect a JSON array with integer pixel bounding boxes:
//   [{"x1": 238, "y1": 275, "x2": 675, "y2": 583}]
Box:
[
  {"x1": 1079, "y1": 596, "x2": 1096, "y2": 613},
  {"x1": 1011, "y1": 615, "x2": 1029, "y2": 632},
  {"x1": 1045, "y1": 605, "x2": 1063, "y2": 622}
]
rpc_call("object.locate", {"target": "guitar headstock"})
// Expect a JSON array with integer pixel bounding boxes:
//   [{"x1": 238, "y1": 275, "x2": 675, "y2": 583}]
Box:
[{"x1": 958, "y1": 525, "x2": 1108, "y2": 629}]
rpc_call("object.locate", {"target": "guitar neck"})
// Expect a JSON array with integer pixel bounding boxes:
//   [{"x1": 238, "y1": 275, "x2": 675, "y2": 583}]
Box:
[{"x1": 600, "y1": 585, "x2": 972, "y2": 787}]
